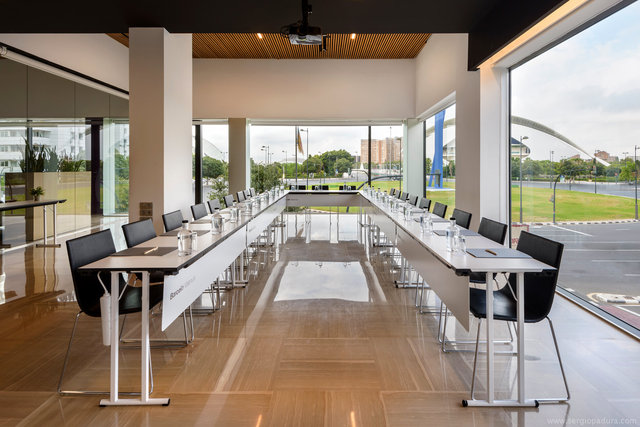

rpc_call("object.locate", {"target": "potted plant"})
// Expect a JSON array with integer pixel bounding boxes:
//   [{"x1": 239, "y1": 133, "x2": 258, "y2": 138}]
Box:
[{"x1": 30, "y1": 186, "x2": 45, "y2": 201}]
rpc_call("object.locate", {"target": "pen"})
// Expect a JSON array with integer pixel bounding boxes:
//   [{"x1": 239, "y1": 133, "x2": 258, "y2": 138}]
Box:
[
  {"x1": 144, "y1": 247, "x2": 158, "y2": 255},
  {"x1": 485, "y1": 249, "x2": 497, "y2": 256}
]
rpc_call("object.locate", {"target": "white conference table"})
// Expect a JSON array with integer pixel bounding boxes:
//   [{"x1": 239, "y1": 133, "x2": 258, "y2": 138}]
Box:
[
  {"x1": 81, "y1": 189, "x2": 554, "y2": 408},
  {"x1": 360, "y1": 192, "x2": 555, "y2": 408},
  {"x1": 81, "y1": 191, "x2": 288, "y2": 407}
]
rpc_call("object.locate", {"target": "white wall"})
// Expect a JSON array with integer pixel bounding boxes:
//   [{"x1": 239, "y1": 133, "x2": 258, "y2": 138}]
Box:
[
  {"x1": 193, "y1": 59, "x2": 415, "y2": 120},
  {"x1": 0, "y1": 34, "x2": 129, "y2": 91},
  {"x1": 415, "y1": 34, "x2": 481, "y2": 228}
]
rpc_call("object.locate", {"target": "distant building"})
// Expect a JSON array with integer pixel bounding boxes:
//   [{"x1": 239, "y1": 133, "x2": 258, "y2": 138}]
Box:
[
  {"x1": 360, "y1": 137, "x2": 401, "y2": 164},
  {"x1": 595, "y1": 150, "x2": 618, "y2": 163}
]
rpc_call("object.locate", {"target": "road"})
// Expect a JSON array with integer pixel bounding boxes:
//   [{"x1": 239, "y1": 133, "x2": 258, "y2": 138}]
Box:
[
  {"x1": 526, "y1": 222, "x2": 640, "y2": 326},
  {"x1": 522, "y1": 179, "x2": 639, "y2": 199}
]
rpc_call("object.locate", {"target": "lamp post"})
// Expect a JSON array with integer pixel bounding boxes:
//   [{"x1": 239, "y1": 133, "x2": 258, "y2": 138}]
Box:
[
  {"x1": 519, "y1": 135, "x2": 528, "y2": 224},
  {"x1": 300, "y1": 128, "x2": 309, "y2": 188},
  {"x1": 552, "y1": 174, "x2": 564, "y2": 224},
  {"x1": 593, "y1": 151, "x2": 598, "y2": 194},
  {"x1": 549, "y1": 150, "x2": 554, "y2": 189},
  {"x1": 282, "y1": 149, "x2": 287, "y2": 181}
]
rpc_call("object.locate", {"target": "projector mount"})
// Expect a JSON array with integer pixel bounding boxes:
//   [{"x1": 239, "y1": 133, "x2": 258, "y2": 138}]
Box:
[{"x1": 280, "y1": 0, "x2": 329, "y2": 52}]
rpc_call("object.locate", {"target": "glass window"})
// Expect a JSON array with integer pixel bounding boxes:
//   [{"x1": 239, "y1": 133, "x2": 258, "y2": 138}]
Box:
[
  {"x1": 510, "y1": 1, "x2": 640, "y2": 333},
  {"x1": 193, "y1": 123, "x2": 229, "y2": 204},
  {"x1": 424, "y1": 104, "x2": 456, "y2": 210}
]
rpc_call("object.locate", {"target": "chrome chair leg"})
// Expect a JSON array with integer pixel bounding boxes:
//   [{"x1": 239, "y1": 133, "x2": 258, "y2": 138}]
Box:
[
  {"x1": 470, "y1": 319, "x2": 482, "y2": 400},
  {"x1": 536, "y1": 317, "x2": 571, "y2": 403}
]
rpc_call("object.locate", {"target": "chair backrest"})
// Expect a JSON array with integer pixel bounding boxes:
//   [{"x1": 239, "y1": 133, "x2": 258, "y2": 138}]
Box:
[
  {"x1": 250, "y1": 188, "x2": 256, "y2": 197},
  {"x1": 162, "y1": 210, "x2": 184, "y2": 232},
  {"x1": 450, "y1": 208, "x2": 472, "y2": 229},
  {"x1": 408, "y1": 195, "x2": 419, "y2": 206},
  {"x1": 390, "y1": 188, "x2": 397, "y2": 196},
  {"x1": 432, "y1": 202, "x2": 448, "y2": 218},
  {"x1": 223, "y1": 194, "x2": 235, "y2": 208},
  {"x1": 207, "y1": 198, "x2": 221, "y2": 212},
  {"x1": 191, "y1": 203, "x2": 208, "y2": 220},
  {"x1": 322, "y1": 185, "x2": 329, "y2": 190},
  {"x1": 397, "y1": 191, "x2": 404, "y2": 200},
  {"x1": 477, "y1": 217, "x2": 507, "y2": 245},
  {"x1": 418, "y1": 198, "x2": 431, "y2": 210},
  {"x1": 244, "y1": 190, "x2": 251, "y2": 199},
  {"x1": 66, "y1": 230, "x2": 119, "y2": 317},
  {"x1": 236, "y1": 191, "x2": 246, "y2": 202},
  {"x1": 297, "y1": 185, "x2": 306, "y2": 190},
  {"x1": 505, "y1": 231, "x2": 564, "y2": 322},
  {"x1": 122, "y1": 219, "x2": 157, "y2": 248}
]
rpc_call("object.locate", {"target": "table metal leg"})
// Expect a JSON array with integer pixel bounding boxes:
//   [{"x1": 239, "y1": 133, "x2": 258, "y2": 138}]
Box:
[
  {"x1": 100, "y1": 271, "x2": 170, "y2": 407},
  {"x1": 463, "y1": 271, "x2": 537, "y2": 408},
  {"x1": 36, "y1": 204, "x2": 61, "y2": 248}
]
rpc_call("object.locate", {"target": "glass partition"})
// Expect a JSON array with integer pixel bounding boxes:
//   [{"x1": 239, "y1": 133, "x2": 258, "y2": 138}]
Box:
[{"x1": 510, "y1": 1, "x2": 640, "y2": 333}]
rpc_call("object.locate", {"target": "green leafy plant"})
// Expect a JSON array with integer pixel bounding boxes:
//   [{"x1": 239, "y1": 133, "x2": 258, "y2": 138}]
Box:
[{"x1": 29, "y1": 186, "x2": 45, "y2": 200}]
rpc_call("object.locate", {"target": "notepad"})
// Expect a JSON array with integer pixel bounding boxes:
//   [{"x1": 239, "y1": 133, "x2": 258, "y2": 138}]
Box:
[
  {"x1": 162, "y1": 229, "x2": 210, "y2": 237},
  {"x1": 466, "y1": 248, "x2": 531, "y2": 258},
  {"x1": 191, "y1": 218, "x2": 212, "y2": 224},
  {"x1": 433, "y1": 229, "x2": 479, "y2": 237},
  {"x1": 413, "y1": 217, "x2": 449, "y2": 223},
  {"x1": 112, "y1": 247, "x2": 176, "y2": 257}
]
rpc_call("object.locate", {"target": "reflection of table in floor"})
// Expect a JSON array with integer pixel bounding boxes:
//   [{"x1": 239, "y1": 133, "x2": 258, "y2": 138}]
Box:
[{"x1": 0, "y1": 199, "x2": 67, "y2": 248}]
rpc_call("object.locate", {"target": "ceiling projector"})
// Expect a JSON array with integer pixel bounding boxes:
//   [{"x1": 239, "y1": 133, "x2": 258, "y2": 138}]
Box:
[{"x1": 281, "y1": 0, "x2": 327, "y2": 50}]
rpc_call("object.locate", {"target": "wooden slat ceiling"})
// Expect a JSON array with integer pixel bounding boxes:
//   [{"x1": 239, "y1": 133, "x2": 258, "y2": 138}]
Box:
[{"x1": 107, "y1": 33, "x2": 430, "y2": 59}]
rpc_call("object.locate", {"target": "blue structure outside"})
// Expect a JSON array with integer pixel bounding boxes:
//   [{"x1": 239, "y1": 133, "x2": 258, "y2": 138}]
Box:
[{"x1": 428, "y1": 110, "x2": 445, "y2": 188}]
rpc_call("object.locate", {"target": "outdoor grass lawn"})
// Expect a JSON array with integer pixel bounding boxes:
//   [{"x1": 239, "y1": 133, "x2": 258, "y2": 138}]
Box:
[{"x1": 512, "y1": 185, "x2": 637, "y2": 222}]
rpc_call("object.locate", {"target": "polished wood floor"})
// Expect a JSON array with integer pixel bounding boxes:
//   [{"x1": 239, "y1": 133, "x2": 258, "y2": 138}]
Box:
[{"x1": 0, "y1": 214, "x2": 638, "y2": 426}]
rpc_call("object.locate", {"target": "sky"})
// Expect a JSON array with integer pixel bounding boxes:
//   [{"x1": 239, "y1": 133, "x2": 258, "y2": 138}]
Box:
[{"x1": 511, "y1": 1, "x2": 640, "y2": 161}]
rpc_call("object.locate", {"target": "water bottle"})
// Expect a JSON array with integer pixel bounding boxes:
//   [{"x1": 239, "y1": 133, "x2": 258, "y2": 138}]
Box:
[
  {"x1": 445, "y1": 219, "x2": 456, "y2": 252},
  {"x1": 177, "y1": 220, "x2": 193, "y2": 256},
  {"x1": 426, "y1": 214, "x2": 433, "y2": 234},
  {"x1": 230, "y1": 203, "x2": 239, "y2": 222},
  {"x1": 211, "y1": 210, "x2": 223, "y2": 234}
]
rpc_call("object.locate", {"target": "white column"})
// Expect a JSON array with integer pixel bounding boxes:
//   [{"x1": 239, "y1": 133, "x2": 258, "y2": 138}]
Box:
[
  {"x1": 128, "y1": 28, "x2": 192, "y2": 233},
  {"x1": 479, "y1": 65, "x2": 510, "y2": 224},
  {"x1": 403, "y1": 118, "x2": 425, "y2": 197},
  {"x1": 228, "y1": 118, "x2": 250, "y2": 195}
]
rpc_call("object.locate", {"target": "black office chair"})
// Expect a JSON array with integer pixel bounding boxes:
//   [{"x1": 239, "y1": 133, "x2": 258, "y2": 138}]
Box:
[
  {"x1": 450, "y1": 208, "x2": 472, "y2": 229},
  {"x1": 191, "y1": 203, "x2": 208, "y2": 220},
  {"x1": 432, "y1": 202, "x2": 448, "y2": 218},
  {"x1": 243, "y1": 190, "x2": 251, "y2": 199},
  {"x1": 297, "y1": 185, "x2": 306, "y2": 190},
  {"x1": 122, "y1": 219, "x2": 156, "y2": 248},
  {"x1": 468, "y1": 217, "x2": 509, "y2": 284},
  {"x1": 162, "y1": 210, "x2": 184, "y2": 232},
  {"x1": 250, "y1": 188, "x2": 256, "y2": 197},
  {"x1": 59, "y1": 229, "x2": 164, "y2": 395},
  {"x1": 321, "y1": 185, "x2": 329, "y2": 190},
  {"x1": 390, "y1": 188, "x2": 397, "y2": 197},
  {"x1": 236, "y1": 191, "x2": 246, "y2": 202},
  {"x1": 408, "y1": 195, "x2": 419, "y2": 206},
  {"x1": 223, "y1": 194, "x2": 235, "y2": 208},
  {"x1": 468, "y1": 231, "x2": 569, "y2": 403},
  {"x1": 207, "y1": 198, "x2": 221, "y2": 212},
  {"x1": 418, "y1": 197, "x2": 431, "y2": 210}
]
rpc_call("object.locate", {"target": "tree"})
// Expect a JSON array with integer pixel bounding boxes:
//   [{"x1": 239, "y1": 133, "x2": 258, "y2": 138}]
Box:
[
  {"x1": 620, "y1": 159, "x2": 639, "y2": 182},
  {"x1": 302, "y1": 155, "x2": 323, "y2": 175},
  {"x1": 425, "y1": 158, "x2": 432, "y2": 174},
  {"x1": 207, "y1": 176, "x2": 229, "y2": 206},
  {"x1": 202, "y1": 156, "x2": 226, "y2": 180},
  {"x1": 335, "y1": 158, "x2": 351, "y2": 174},
  {"x1": 319, "y1": 150, "x2": 353, "y2": 176}
]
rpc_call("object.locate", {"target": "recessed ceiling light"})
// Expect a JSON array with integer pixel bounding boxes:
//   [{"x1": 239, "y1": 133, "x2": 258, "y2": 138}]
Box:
[
  {"x1": 350, "y1": 33, "x2": 356, "y2": 40},
  {"x1": 257, "y1": 33, "x2": 263, "y2": 39}
]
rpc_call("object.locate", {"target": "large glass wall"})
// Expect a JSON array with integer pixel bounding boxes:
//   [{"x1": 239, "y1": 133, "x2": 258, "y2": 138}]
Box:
[
  {"x1": 510, "y1": 1, "x2": 640, "y2": 333},
  {"x1": 192, "y1": 122, "x2": 229, "y2": 204},
  {"x1": 0, "y1": 57, "x2": 129, "y2": 246},
  {"x1": 249, "y1": 124, "x2": 403, "y2": 193},
  {"x1": 424, "y1": 104, "x2": 456, "y2": 211}
]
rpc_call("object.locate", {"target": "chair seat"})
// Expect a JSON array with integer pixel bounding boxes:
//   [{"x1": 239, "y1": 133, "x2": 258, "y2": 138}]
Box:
[
  {"x1": 83, "y1": 280, "x2": 164, "y2": 317},
  {"x1": 469, "y1": 272, "x2": 486, "y2": 284},
  {"x1": 469, "y1": 287, "x2": 546, "y2": 323}
]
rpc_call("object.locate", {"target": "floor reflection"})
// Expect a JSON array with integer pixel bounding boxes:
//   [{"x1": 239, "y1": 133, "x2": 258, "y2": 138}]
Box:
[{"x1": 274, "y1": 261, "x2": 369, "y2": 302}]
